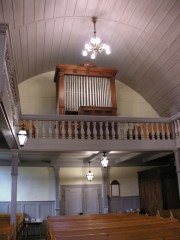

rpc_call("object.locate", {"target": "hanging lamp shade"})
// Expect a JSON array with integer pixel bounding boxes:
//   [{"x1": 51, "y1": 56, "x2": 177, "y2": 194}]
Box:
[
  {"x1": 86, "y1": 161, "x2": 94, "y2": 181},
  {"x1": 101, "y1": 152, "x2": 108, "y2": 168},
  {"x1": 17, "y1": 124, "x2": 28, "y2": 147}
]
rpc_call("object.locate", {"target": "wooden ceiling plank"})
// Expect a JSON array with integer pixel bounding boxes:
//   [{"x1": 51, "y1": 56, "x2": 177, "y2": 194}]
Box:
[
  {"x1": 109, "y1": 0, "x2": 129, "y2": 22},
  {"x1": 148, "y1": 65, "x2": 180, "y2": 106},
  {"x1": 57, "y1": 17, "x2": 74, "y2": 64},
  {"x1": 49, "y1": 18, "x2": 64, "y2": 70},
  {"x1": 24, "y1": 0, "x2": 35, "y2": 24},
  {"x1": 151, "y1": 1, "x2": 180, "y2": 41},
  {"x1": 35, "y1": 0, "x2": 45, "y2": 21},
  {"x1": 117, "y1": 29, "x2": 146, "y2": 79},
  {"x1": 64, "y1": 18, "x2": 84, "y2": 64},
  {"x1": 102, "y1": 23, "x2": 131, "y2": 68},
  {"x1": 0, "y1": 1, "x2": 4, "y2": 22},
  {"x1": 19, "y1": 26, "x2": 29, "y2": 81},
  {"x1": 65, "y1": 0, "x2": 76, "y2": 16},
  {"x1": 120, "y1": 0, "x2": 141, "y2": 25},
  {"x1": 74, "y1": 0, "x2": 88, "y2": 17},
  {"x1": 54, "y1": 0, "x2": 68, "y2": 17},
  {"x1": 44, "y1": 0, "x2": 55, "y2": 20},
  {"x1": 1, "y1": 0, "x2": 14, "y2": 28},
  {"x1": 121, "y1": 33, "x2": 152, "y2": 83},
  {"x1": 27, "y1": 23, "x2": 37, "y2": 78},
  {"x1": 136, "y1": 0, "x2": 163, "y2": 31},
  {"x1": 128, "y1": 0, "x2": 151, "y2": 27},
  {"x1": 97, "y1": 0, "x2": 117, "y2": 20},
  {"x1": 85, "y1": 0, "x2": 99, "y2": 17},
  {"x1": 13, "y1": 0, "x2": 24, "y2": 28},
  {"x1": 43, "y1": 19, "x2": 55, "y2": 72},
  {"x1": 155, "y1": 80, "x2": 180, "y2": 113},
  {"x1": 131, "y1": 41, "x2": 167, "y2": 90},
  {"x1": 36, "y1": 20, "x2": 46, "y2": 75},
  {"x1": 169, "y1": 35, "x2": 180, "y2": 53},
  {"x1": 136, "y1": 48, "x2": 173, "y2": 94},
  {"x1": 145, "y1": 0, "x2": 176, "y2": 36},
  {"x1": 160, "y1": 14, "x2": 180, "y2": 51},
  {"x1": 145, "y1": 54, "x2": 180, "y2": 101},
  {"x1": 129, "y1": 38, "x2": 158, "y2": 89}
]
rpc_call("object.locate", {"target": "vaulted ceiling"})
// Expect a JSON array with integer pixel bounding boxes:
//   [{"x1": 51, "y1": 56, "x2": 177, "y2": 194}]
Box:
[
  {"x1": 1, "y1": 0, "x2": 180, "y2": 117},
  {"x1": 0, "y1": 0, "x2": 180, "y2": 167}
]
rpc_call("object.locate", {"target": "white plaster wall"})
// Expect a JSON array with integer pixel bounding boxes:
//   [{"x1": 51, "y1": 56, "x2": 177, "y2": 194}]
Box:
[
  {"x1": 0, "y1": 167, "x2": 55, "y2": 201},
  {"x1": 60, "y1": 167, "x2": 102, "y2": 185},
  {"x1": 109, "y1": 167, "x2": 152, "y2": 197},
  {"x1": 18, "y1": 72, "x2": 56, "y2": 114},
  {"x1": 0, "y1": 166, "x2": 11, "y2": 201},
  {"x1": 18, "y1": 72, "x2": 159, "y2": 117},
  {"x1": 116, "y1": 81, "x2": 159, "y2": 117},
  {"x1": 0, "y1": 166, "x2": 155, "y2": 201}
]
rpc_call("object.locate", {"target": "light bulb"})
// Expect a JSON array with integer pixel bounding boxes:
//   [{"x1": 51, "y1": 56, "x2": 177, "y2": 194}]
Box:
[
  {"x1": 91, "y1": 53, "x2": 96, "y2": 59},
  {"x1": 82, "y1": 50, "x2": 88, "y2": 56}
]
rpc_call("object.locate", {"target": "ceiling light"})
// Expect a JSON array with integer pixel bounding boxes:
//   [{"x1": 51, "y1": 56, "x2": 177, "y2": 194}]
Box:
[
  {"x1": 17, "y1": 124, "x2": 28, "y2": 147},
  {"x1": 86, "y1": 161, "x2": 94, "y2": 181},
  {"x1": 101, "y1": 152, "x2": 108, "y2": 168},
  {"x1": 82, "y1": 17, "x2": 111, "y2": 59}
]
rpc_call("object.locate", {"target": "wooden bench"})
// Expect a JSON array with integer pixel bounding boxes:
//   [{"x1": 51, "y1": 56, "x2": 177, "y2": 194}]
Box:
[
  {"x1": 52, "y1": 223, "x2": 180, "y2": 240},
  {"x1": 171, "y1": 209, "x2": 180, "y2": 220},
  {"x1": 50, "y1": 219, "x2": 178, "y2": 237},
  {"x1": 47, "y1": 213, "x2": 180, "y2": 240},
  {"x1": 0, "y1": 224, "x2": 13, "y2": 240},
  {"x1": 0, "y1": 213, "x2": 24, "y2": 240}
]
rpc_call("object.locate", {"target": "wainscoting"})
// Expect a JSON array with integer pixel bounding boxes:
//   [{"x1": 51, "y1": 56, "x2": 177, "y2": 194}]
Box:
[
  {"x1": 109, "y1": 196, "x2": 140, "y2": 213},
  {"x1": 0, "y1": 196, "x2": 140, "y2": 235},
  {"x1": 0, "y1": 201, "x2": 55, "y2": 236}
]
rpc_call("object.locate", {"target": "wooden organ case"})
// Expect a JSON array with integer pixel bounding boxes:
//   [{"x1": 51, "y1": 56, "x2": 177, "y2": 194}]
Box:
[{"x1": 54, "y1": 62, "x2": 118, "y2": 116}]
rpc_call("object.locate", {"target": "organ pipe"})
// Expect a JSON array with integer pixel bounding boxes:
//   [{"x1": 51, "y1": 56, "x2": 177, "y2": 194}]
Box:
[{"x1": 64, "y1": 75, "x2": 112, "y2": 112}]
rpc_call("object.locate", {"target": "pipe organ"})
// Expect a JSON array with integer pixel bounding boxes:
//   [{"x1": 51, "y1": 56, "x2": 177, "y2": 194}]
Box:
[{"x1": 54, "y1": 62, "x2": 118, "y2": 116}]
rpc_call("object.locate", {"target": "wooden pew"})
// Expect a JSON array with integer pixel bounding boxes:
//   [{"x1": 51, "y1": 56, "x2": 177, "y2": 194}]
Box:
[
  {"x1": 171, "y1": 209, "x2": 180, "y2": 220},
  {"x1": 0, "y1": 224, "x2": 13, "y2": 240},
  {"x1": 47, "y1": 213, "x2": 180, "y2": 240},
  {"x1": 52, "y1": 222, "x2": 180, "y2": 240},
  {"x1": 50, "y1": 218, "x2": 178, "y2": 238},
  {"x1": 157, "y1": 209, "x2": 174, "y2": 219},
  {"x1": 0, "y1": 213, "x2": 24, "y2": 240}
]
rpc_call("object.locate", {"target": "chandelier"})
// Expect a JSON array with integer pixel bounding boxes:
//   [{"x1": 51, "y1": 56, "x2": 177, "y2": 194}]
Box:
[
  {"x1": 82, "y1": 17, "x2": 111, "y2": 59},
  {"x1": 86, "y1": 161, "x2": 94, "y2": 181},
  {"x1": 101, "y1": 152, "x2": 109, "y2": 168}
]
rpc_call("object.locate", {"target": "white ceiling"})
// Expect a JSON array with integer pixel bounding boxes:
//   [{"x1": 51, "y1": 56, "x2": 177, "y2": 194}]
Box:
[{"x1": 0, "y1": 0, "x2": 179, "y2": 166}]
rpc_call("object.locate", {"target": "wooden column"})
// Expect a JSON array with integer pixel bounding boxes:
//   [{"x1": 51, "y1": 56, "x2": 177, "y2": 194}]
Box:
[
  {"x1": 174, "y1": 150, "x2": 180, "y2": 197},
  {"x1": 10, "y1": 150, "x2": 19, "y2": 240},
  {"x1": 101, "y1": 167, "x2": 110, "y2": 213},
  {"x1": 0, "y1": 30, "x2": 6, "y2": 98},
  {"x1": 53, "y1": 166, "x2": 61, "y2": 215}
]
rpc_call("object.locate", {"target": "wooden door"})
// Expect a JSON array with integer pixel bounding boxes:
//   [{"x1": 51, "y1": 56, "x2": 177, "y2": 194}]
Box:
[
  {"x1": 83, "y1": 188, "x2": 99, "y2": 214},
  {"x1": 64, "y1": 188, "x2": 83, "y2": 215}
]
